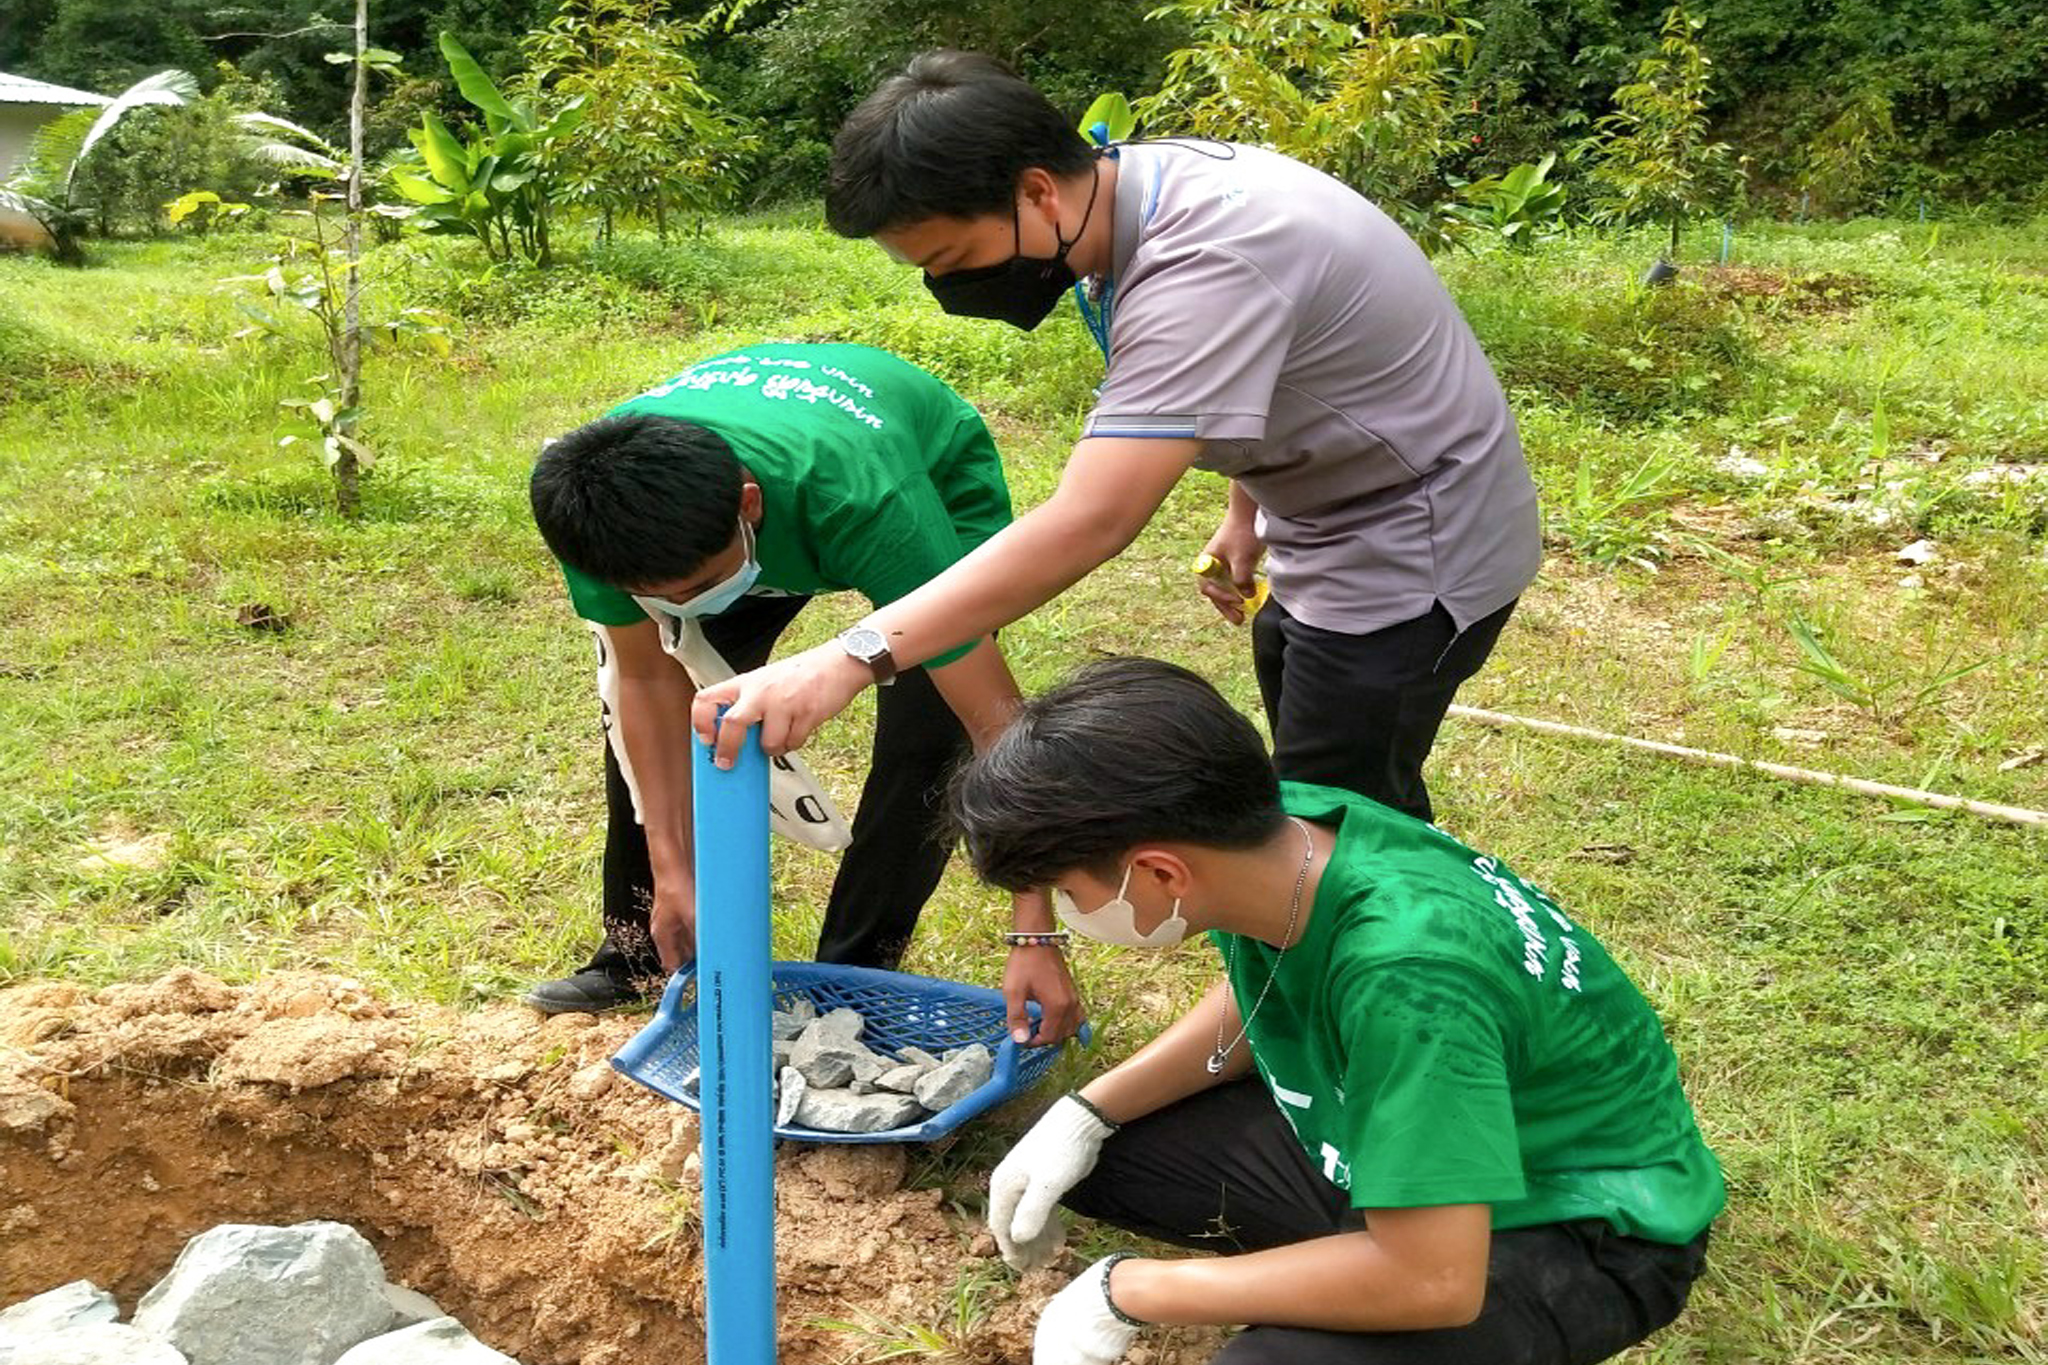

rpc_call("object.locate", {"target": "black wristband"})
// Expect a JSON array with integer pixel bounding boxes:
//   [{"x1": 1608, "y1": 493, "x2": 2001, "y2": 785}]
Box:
[
  {"x1": 1099, "y1": 1252, "x2": 1147, "y2": 1328},
  {"x1": 1066, "y1": 1090, "x2": 1122, "y2": 1132}
]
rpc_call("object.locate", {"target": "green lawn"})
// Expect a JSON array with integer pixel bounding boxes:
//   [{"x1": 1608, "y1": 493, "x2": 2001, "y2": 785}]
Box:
[{"x1": 1, "y1": 213, "x2": 2044, "y2": 1362}]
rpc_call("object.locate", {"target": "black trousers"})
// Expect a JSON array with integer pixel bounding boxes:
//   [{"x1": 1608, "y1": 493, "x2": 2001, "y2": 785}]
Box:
[
  {"x1": 1065, "y1": 1080, "x2": 1709, "y2": 1365},
  {"x1": 587, "y1": 594, "x2": 970, "y2": 981},
  {"x1": 1253, "y1": 597, "x2": 1516, "y2": 825}
]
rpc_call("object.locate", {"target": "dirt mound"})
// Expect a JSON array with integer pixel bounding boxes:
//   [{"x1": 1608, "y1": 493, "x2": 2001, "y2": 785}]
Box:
[
  {"x1": 0, "y1": 970, "x2": 1222, "y2": 1365},
  {"x1": 1700, "y1": 265, "x2": 1882, "y2": 313}
]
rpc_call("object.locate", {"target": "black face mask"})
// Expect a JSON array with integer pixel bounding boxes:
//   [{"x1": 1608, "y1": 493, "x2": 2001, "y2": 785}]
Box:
[{"x1": 923, "y1": 165, "x2": 1102, "y2": 331}]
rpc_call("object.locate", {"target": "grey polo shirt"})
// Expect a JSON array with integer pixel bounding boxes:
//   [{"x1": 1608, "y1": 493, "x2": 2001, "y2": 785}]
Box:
[{"x1": 1083, "y1": 141, "x2": 1542, "y2": 636}]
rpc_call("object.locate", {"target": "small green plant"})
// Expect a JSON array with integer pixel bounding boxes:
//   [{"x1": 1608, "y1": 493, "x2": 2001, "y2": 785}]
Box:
[
  {"x1": 1443, "y1": 153, "x2": 1568, "y2": 250},
  {"x1": 1784, "y1": 614, "x2": 1992, "y2": 728},
  {"x1": 229, "y1": 205, "x2": 450, "y2": 514},
  {"x1": 1552, "y1": 452, "x2": 1681, "y2": 570},
  {"x1": 523, "y1": 0, "x2": 756, "y2": 244},
  {"x1": 1582, "y1": 4, "x2": 1731, "y2": 261},
  {"x1": 163, "y1": 190, "x2": 251, "y2": 234},
  {"x1": 1804, "y1": 89, "x2": 1898, "y2": 217},
  {"x1": 384, "y1": 32, "x2": 585, "y2": 266},
  {"x1": 812, "y1": 1261, "x2": 1003, "y2": 1362},
  {"x1": 1687, "y1": 621, "x2": 1736, "y2": 683}
]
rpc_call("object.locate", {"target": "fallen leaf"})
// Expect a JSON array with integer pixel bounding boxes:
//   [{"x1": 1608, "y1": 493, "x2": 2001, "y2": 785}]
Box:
[
  {"x1": 1998, "y1": 749, "x2": 2044, "y2": 772},
  {"x1": 1895, "y1": 539, "x2": 1938, "y2": 566},
  {"x1": 1571, "y1": 843, "x2": 1636, "y2": 864}
]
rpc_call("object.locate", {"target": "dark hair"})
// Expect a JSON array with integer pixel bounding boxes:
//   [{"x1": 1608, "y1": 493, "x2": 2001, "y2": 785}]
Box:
[
  {"x1": 947, "y1": 657, "x2": 1287, "y2": 892},
  {"x1": 528, "y1": 412, "x2": 742, "y2": 590},
  {"x1": 826, "y1": 50, "x2": 1096, "y2": 238}
]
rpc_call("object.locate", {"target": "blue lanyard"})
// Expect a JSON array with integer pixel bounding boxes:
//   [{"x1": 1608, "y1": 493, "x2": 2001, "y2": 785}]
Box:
[
  {"x1": 1075, "y1": 123, "x2": 1120, "y2": 363},
  {"x1": 1075, "y1": 278, "x2": 1113, "y2": 360}
]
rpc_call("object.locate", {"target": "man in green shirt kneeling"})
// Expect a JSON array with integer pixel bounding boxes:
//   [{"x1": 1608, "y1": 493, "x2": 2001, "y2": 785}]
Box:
[
  {"x1": 948, "y1": 658, "x2": 1724, "y2": 1365},
  {"x1": 526, "y1": 342, "x2": 1077, "y2": 1042}
]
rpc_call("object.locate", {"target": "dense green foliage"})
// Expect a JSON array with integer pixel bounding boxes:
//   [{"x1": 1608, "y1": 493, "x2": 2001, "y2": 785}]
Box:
[
  {"x1": 8, "y1": 0, "x2": 2037, "y2": 213},
  {"x1": 1140, "y1": 0, "x2": 1476, "y2": 250}
]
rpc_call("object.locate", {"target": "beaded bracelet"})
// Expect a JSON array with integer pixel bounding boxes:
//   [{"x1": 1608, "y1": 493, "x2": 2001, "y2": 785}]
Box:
[
  {"x1": 1064, "y1": 1090, "x2": 1122, "y2": 1132},
  {"x1": 1098, "y1": 1252, "x2": 1147, "y2": 1328},
  {"x1": 1002, "y1": 930, "x2": 1071, "y2": 949}
]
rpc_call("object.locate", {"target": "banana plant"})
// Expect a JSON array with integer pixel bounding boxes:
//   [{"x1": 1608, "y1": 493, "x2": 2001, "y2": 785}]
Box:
[
  {"x1": 384, "y1": 31, "x2": 585, "y2": 265},
  {"x1": 0, "y1": 69, "x2": 196, "y2": 264},
  {"x1": 1443, "y1": 153, "x2": 1568, "y2": 251}
]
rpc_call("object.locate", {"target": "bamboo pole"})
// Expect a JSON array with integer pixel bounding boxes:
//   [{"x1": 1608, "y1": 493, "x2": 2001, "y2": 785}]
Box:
[{"x1": 1446, "y1": 705, "x2": 2048, "y2": 829}]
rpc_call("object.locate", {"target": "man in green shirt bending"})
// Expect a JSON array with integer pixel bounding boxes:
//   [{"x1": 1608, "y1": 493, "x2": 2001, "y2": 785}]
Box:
[
  {"x1": 526, "y1": 342, "x2": 1077, "y2": 1042},
  {"x1": 947, "y1": 657, "x2": 1724, "y2": 1365}
]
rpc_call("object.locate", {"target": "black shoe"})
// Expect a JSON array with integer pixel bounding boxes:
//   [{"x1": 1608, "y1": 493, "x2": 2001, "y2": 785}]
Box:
[{"x1": 523, "y1": 965, "x2": 648, "y2": 1015}]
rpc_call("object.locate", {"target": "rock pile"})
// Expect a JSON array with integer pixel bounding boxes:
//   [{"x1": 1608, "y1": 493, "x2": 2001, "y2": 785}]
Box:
[
  {"x1": 0, "y1": 1222, "x2": 516, "y2": 1365},
  {"x1": 684, "y1": 1000, "x2": 994, "y2": 1134}
]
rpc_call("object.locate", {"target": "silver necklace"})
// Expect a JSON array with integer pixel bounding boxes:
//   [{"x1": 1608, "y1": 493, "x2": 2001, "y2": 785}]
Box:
[{"x1": 1208, "y1": 817, "x2": 1316, "y2": 1075}]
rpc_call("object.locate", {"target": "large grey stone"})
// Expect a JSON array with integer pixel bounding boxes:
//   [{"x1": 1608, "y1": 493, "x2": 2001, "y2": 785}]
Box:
[
  {"x1": 788, "y1": 1017, "x2": 884, "y2": 1090},
  {"x1": 330, "y1": 1318, "x2": 517, "y2": 1365},
  {"x1": 913, "y1": 1044, "x2": 993, "y2": 1112},
  {"x1": 132, "y1": 1221, "x2": 393, "y2": 1365},
  {"x1": 774, "y1": 1066, "x2": 806, "y2": 1127},
  {"x1": 783, "y1": 996, "x2": 817, "y2": 1026},
  {"x1": 7, "y1": 1323, "x2": 188, "y2": 1365},
  {"x1": 0, "y1": 1280, "x2": 119, "y2": 1347},
  {"x1": 768, "y1": 1010, "x2": 804, "y2": 1042},
  {"x1": 896, "y1": 1046, "x2": 942, "y2": 1069},
  {"x1": 792, "y1": 1088, "x2": 925, "y2": 1134}
]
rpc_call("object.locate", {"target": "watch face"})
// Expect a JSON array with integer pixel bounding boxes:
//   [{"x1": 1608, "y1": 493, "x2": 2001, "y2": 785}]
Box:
[{"x1": 842, "y1": 626, "x2": 887, "y2": 660}]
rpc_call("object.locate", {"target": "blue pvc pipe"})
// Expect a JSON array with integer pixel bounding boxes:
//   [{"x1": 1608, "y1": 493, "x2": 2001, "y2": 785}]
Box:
[{"x1": 693, "y1": 714, "x2": 777, "y2": 1363}]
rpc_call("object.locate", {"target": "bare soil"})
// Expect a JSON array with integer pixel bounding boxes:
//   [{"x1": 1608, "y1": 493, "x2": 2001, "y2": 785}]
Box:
[{"x1": 0, "y1": 969, "x2": 1222, "y2": 1365}]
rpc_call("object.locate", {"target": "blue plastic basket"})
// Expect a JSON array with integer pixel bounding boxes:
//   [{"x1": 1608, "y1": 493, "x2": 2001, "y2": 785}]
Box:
[{"x1": 610, "y1": 961, "x2": 1086, "y2": 1144}]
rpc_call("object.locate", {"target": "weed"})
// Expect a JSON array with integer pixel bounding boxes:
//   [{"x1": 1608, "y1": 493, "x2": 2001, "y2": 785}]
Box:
[
  {"x1": 812, "y1": 1261, "x2": 1004, "y2": 1362},
  {"x1": 1552, "y1": 451, "x2": 1681, "y2": 569}
]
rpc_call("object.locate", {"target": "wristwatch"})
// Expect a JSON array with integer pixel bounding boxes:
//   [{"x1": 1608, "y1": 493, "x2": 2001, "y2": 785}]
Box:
[{"x1": 836, "y1": 623, "x2": 898, "y2": 686}]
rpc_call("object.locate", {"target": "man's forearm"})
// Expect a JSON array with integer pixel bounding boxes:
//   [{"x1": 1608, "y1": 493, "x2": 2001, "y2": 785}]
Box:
[
  {"x1": 867, "y1": 502, "x2": 1130, "y2": 670},
  {"x1": 865, "y1": 438, "x2": 1198, "y2": 669},
  {"x1": 1080, "y1": 977, "x2": 1249, "y2": 1123},
  {"x1": 1225, "y1": 478, "x2": 1257, "y2": 525},
  {"x1": 1010, "y1": 888, "x2": 1055, "y2": 932},
  {"x1": 615, "y1": 673, "x2": 697, "y2": 885},
  {"x1": 926, "y1": 637, "x2": 1022, "y2": 753},
  {"x1": 1111, "y1": 1217, "x2": 1489, "y2": 1332}
]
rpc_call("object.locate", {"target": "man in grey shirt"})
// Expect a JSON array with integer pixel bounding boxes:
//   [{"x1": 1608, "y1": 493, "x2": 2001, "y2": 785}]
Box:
[{"x1": 691, "y1": 51, "x2": 1540, "y2": 829}]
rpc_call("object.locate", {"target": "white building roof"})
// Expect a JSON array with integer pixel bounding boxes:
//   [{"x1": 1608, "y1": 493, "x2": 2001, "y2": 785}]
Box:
[{"x1": 0, "y1": 72, "x2": 111, "y2": 107}]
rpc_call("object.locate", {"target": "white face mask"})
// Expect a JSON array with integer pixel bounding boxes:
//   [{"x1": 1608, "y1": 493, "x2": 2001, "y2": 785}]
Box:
[
  {"x1": 639, "y1": 519, "x2": 760, "y2": 621},
  {"x1": 1052, "y1": 863, "x2": 1190, "y2": 950}
]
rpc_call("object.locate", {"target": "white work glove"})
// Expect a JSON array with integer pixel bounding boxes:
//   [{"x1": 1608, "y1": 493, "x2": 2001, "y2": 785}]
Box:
[
  {"x1": 1034, "y1": 1255, "x2": 1144, "y2": 1365},
  {"x1": 988, "y1": 1093, "x2": 1118, "y2": 1271}
]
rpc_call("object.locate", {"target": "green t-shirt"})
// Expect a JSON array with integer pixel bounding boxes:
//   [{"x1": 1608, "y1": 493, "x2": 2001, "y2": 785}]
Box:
[
  {"x1": 1216, "y1": 783, "x2": 1725, "y2": 1244},
  {"x1": 556, "y1": 342, "x2": 1012, "y2": 668}
]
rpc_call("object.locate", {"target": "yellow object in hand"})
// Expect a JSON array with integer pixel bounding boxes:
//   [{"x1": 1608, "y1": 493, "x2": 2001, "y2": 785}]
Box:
[{"x1": 1191, "y1": 551, "x2": 1270, "y2": 617}]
